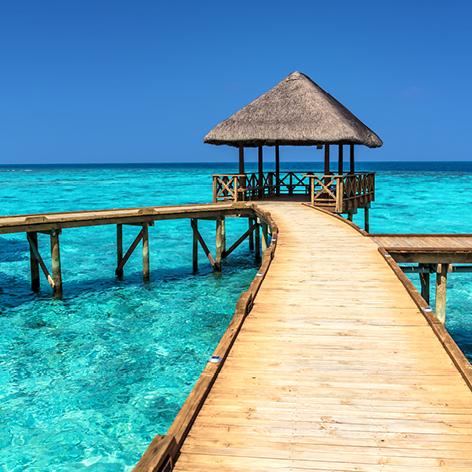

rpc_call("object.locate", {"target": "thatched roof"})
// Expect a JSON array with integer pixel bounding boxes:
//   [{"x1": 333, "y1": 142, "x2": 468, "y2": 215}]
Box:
[{"x1": 204, "y1": 71, "x2": 382, "y2": 148}]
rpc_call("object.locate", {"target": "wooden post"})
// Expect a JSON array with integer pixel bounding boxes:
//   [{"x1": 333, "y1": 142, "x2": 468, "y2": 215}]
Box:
[
  {"x1": 239, "y1": 145, "x2": 245, "y2": 174},
  {"x1": 248, "y1": 217, "x2": 255, "y2": 251},
  {"x1": 350, "y1": 144, "x2": 355, "y2": 174},
  {"x1": 142, "y1": 224, "x2": 150, "y2": 281},
  {"x1": 419, "y1": 264, "x2": 430, "y2": 304},
  {"x1": 258, "y1": 145, "x2": 264, "y2": 198},
  {"x1": 364, "y1": 206, "x2": 370, "y2": 233},
  {"x1": 254, "y1": 219, "x2": 261, "y2": 260},
  {"x1": 324, "y1": 144, "x2": 330, "y2": 175},
  {"x1": 116, "y1": 224, "x2": 124, "y2": 280},
  {"x1": 192, "y1": 219, "x2": 198, "y2": 273},
  {"x1": 261, "y1": 222, "x2": 268, "y2": 252},
  {"x1": 347, "y1": 212, "x2": 353, "y2": 222},
  {"x1": 435, "y1": 263, "x2": 448, "y2": 323},
  {"x1": 212, "y1": 176, "x2": 218, "y2": 203},
  {"x1": 338, "y1": 144, "x2": 343, "y2": 175},
  {"x1": 50, "y1": 229, "x2": 62, "y2": 299},
  {"x1": 29, "y1": 232, "x2": 40, "y2": 292},
  {"x1": 215, "y1": 217, "x2": 225, "y2": 271},
  {"x1": 275, "y1": 145, "x2": 280, "y2": 196}
]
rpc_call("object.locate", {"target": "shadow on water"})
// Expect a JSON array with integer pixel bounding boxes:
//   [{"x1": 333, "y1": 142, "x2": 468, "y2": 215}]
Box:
[
  {"x1": 0, "y1": 236, "x2": 28, "y2": 262},
  {"x1": 0, "y1": 250, "x2": 257, "y2": 312}
]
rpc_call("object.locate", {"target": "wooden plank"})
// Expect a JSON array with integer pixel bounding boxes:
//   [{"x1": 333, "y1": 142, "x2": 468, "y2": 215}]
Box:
[
  {"x1": 0, "y1": 202, "x2": 254, "y2": 235},
  {"x1": 135, "y1": 206, "x2": 279, "y2": 471}
]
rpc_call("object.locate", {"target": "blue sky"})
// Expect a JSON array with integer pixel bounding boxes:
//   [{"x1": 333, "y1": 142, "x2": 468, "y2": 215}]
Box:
[{"x1": 0, "y1": 0, "x2": 471, "y2": 164}]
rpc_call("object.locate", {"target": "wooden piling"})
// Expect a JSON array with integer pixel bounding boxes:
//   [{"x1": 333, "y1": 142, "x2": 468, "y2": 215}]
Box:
[
  {"x1": 50, "y1": 230, "x2": 62, "y2": 299},
  {"x1": 116, "y1": 224, "x2": 124, "y2": 280},
  {"x1": 419, "y1": 263, "x2": 430, "y2": 304},
  {"x1": 261, "y1": 222, "x2": 268, "y2": 252},
  {"x1": 364, "y1": 206, "x2": 370, "y2": 233},
  {"x1": 248, "y1": 217, "x2": 255, "y2": 251},
  {"x1": 254, "y1": 219, "x2": 261, "y2": 260},
  {"x1": 192, "y1": 219, "x2": 198, "y2": 273},
  {"x1": 435, "y1": 263, "x2": 449, "y2": 323},
  {"x1": 28, "y1": 232, "x2": 40, "y2": 292},
  {"x1": 142, "y1": 224, "x2": 150, "y2": 281},
  {"x1": 215, "y1": 217, "x2": 225, "y2": 271}
]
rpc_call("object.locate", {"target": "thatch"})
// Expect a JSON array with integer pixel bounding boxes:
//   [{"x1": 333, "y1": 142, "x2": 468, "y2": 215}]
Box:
[{"x1": 204, "y1": 71, "x2": 382, "y2": 148}]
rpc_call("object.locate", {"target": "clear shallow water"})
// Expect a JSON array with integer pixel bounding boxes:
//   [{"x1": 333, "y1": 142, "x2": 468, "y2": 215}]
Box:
[{"x1": 0, "y1": 162, "x2": 472, "y2": 470}]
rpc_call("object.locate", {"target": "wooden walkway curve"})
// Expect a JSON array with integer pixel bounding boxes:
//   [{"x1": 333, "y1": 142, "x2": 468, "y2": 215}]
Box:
[{"x1": 173, "y1": 202, "x2": 472, "y2": 471}]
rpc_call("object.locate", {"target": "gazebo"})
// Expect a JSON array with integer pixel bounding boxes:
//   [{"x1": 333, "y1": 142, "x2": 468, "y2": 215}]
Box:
[{"x1": 206, "y1": 71, "x2": 382, "y2": 226}]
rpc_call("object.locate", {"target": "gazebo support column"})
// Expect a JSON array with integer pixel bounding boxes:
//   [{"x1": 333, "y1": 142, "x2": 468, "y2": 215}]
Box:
[
  {"x1": 258, "y1": 145, "x2": 264, "y2": 198},
  {"x1": 324, "y1": 145, "x2": 330, "y2": 175},
  {"x1": 350, "y1": 144, "x2": 355, "y2": 174},
  {"x1": 238, "y1": 145, "x2": 245, "y2": 174},
  {"x1": 239, "y1": 146, "x2": 246, "y2": 199},
  {"x1": 275, "y1": 145, "x2": 280, "y2": 196},
  {"x1": 338, "y1": 145, "x2": 343, "y2": 175}
]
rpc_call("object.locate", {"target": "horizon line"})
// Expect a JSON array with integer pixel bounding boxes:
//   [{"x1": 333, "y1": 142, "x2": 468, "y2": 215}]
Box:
[{"x1": 2, "y1": 160, "x2": 472, "y2": 166}]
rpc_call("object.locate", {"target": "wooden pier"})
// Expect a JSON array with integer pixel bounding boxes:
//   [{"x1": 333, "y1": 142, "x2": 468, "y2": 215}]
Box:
[
  {"x1": 0, "y1": 203, "x2": 262, "y2": 298},
  {"x1": 136, "y1": 201, "x2": 472, "y2": 472}
]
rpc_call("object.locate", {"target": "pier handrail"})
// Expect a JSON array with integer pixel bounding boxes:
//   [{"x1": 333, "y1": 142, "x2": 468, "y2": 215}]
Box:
[{"x1": 212, "y1": 171, "x2": 375, "y2": 215}]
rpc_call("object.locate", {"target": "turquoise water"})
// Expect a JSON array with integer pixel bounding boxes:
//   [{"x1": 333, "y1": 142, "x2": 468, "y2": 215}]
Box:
[{"x1": 0, "y1": 162, "x2": 472, "y2": 470}]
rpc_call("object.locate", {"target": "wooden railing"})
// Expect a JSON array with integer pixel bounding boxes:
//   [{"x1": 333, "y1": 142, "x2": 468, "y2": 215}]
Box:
[
  {"x1": 308, "y1": 172, "x2": 375, "y2": 213},
  {"x1": 212, "y1": 174, "x2": 246, "y2": 202},
  {"x1": 213, "y1": 171, "x2": 375, "y2": 213}
]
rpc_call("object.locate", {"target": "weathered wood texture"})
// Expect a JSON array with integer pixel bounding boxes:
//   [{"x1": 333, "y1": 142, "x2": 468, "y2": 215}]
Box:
[
  {"x1": 135, "y1": 205, "x2": 278, "y2": 472},
  {"x1": 172, "y1": 202, "x2": 472, "y2": 472},
  {"x1": 372, "y1": 235, "x2": 472, "y2": 263},
  {"x1": 0, "y1": 203, "x2": 253, "y2": 234}
]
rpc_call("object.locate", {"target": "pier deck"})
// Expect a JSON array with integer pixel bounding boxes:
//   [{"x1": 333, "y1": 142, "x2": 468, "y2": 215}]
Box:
[{"x1": 173, "y1": 202, "x2": 472, "y2": 471}]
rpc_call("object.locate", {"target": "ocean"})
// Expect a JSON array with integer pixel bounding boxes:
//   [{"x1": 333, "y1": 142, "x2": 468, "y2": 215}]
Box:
[{"x1": 0, "y1": 162, "x2": 471, "y2": 470}]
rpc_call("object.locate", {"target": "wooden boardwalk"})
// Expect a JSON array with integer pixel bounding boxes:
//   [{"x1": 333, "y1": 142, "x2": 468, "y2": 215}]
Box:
[
  {"x1": 372, "y1": 234, "x2": 472, "y2": 251},
  {"x1": 173, "y1": 202, "x2": 472, "y2": 471}
]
